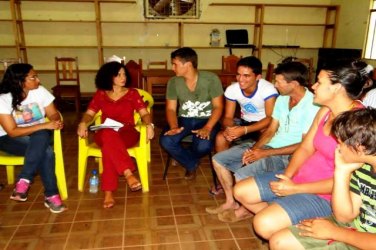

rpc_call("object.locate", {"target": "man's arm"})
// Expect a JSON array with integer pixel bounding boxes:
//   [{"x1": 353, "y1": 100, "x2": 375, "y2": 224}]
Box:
[
  {"x1": 164, "y1": 99, "x2": 185, "y2": 136},
  {"x1": 203, "y1": 95, "x2": 224, "y2": 131},
  {"x1": 221, "y1": 99, "x2": 236, "y2": 128},
  {"x1": 252, "y1": 118, "x2": 279, "y2": 149},
  {"x1": 165, "y1": 99, "x2": 179, "y2": 129},
  {"x1": 242, "y1": 118, "x2": 300, "y2": 164}
]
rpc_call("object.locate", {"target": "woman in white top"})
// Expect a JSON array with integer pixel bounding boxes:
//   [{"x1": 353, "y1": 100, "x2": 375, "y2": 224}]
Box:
[{"x1": 0, "y1": 63, "x2": 66, "y2": 213}]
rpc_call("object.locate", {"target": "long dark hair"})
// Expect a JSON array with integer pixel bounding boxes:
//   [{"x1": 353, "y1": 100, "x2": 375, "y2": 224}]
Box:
[
  {"x1": 321, "y1": 60, "x2": 368, "y2": 100},
  {"x1": 0, "y1": 63, "x2": 32, "y2": 111}
]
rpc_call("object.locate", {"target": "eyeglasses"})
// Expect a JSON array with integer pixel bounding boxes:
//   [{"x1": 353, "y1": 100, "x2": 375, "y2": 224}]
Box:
[{"x1": 26, "y1": 75, "x2": 39, "y2": 81}]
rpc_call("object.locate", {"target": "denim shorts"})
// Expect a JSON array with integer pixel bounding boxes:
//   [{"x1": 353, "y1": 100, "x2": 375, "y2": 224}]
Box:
[
  {"x1": 255, "y1": 171, "x2": 332, "y2": 225},
  {"x1": 213, "y1": 143, "x2": 290, "y2": 180},
  {"x1": 213, "y1": 142, "x2": 254, "y2": 172}
]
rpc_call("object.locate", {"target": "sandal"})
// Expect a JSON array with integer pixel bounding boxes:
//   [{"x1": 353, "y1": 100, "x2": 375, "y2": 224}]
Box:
[
  {"x1": 209, "y1": 184, "x2": 224, "y2": 196},
  {"x1": 103, "y1": 191, "x2": 115, "y2": 208},
  {"x1": 126, "y1": 174, "x2": 142, "y2": 192},
  {"x1": 103, "y1": 200, "x2": 115, "y2": 209}
]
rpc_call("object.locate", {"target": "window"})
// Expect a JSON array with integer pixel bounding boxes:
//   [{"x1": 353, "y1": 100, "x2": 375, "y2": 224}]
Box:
[{"x1": 365, "y1": 0, "x2": 376, "y2": 59}]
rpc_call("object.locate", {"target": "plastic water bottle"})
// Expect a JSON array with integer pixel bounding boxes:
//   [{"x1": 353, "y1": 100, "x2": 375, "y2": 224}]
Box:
[{"x1": 89, "y1": 169, "x2": 99, "y2": 193}]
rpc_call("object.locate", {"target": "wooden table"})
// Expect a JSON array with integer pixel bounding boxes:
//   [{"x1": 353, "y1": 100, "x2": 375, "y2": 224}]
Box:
[{"x1": 142, "y1": 69, "x2": 237, "y2": 95}]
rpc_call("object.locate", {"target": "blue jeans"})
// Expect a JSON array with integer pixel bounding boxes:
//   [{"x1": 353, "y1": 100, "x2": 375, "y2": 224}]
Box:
[
  {"x1": 0, "y1": 130, "x2": 58, "y2": 197},
  {"x1": 159, "y1": 117, "x2": 220, "y2": 171}
]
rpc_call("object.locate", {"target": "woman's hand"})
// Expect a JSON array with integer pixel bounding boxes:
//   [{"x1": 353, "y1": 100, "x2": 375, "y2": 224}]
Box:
[
  {"x1": 77, "y1": 122, "x2": 88, "y2": 138},
  {"x1": 270, "y1": 174, "x2": 296, "y2": 196},
  {"x1": 146, "y1": 124, "x2": 154, "y2": 141},
  {"x1": 45, "y1": 120, "x2": 64, "y2": 130}
]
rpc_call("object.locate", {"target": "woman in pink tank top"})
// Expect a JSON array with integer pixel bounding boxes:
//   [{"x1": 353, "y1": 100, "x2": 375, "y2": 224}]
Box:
[{"x1": 232, "y1": 60, "x2": 369, "y2": 241}]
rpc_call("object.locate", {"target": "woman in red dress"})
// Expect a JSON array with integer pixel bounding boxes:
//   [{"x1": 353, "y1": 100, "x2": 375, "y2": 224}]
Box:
[{"x1": 77, "y1": 62, "x2": 154, "y2": 208}]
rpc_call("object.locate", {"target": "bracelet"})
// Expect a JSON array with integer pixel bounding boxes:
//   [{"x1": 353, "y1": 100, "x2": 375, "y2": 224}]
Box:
[{"x1": 244, "y1": 126, "x2": 248, "y2": 135}]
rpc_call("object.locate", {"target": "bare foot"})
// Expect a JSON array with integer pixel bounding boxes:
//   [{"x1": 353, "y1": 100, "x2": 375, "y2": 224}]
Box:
[{"x1": 103, "y1": 191, "x2": 115, "y2": 209}]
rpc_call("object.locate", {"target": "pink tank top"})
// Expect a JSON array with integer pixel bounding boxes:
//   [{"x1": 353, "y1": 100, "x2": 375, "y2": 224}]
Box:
[{"x1": 292, "y1": 111, "x2": 337, "y2": 201}]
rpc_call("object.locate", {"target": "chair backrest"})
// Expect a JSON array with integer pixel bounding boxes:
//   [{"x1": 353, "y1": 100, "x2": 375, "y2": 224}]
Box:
[
  {"x1": 147, "y1": 60, "x2": 168, "y2": 70},
  {"x1": 265, "y1": 62, "x2": 275, "y2": 82},
  {"x1": 125, "y1": 59, "x2": 143, "y2": 89},
  {"x1": 222, "y1": 55, "x2": 241, "y2": 73},
  {"x1": 55, "y1": 57, "x2": 80, "y2": 87},
  {"x1": 1, "y1": 58, "x2": 22, "y2": 71}
]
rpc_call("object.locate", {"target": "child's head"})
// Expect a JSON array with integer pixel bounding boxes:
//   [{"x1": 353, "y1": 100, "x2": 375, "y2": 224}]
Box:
[{"x1": 332, "y1": 108, "x2": 376, "y2": 156}]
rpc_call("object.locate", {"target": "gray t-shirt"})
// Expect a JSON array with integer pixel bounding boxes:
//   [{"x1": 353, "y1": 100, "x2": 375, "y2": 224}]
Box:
[{"x1": 166, "y1": 71, "x2": 224, "y2": 118}]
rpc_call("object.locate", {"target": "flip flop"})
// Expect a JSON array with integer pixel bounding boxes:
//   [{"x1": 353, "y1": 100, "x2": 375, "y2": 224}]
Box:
[
  {"x1": 103, "y1": 200, "x2": 115, "y2": 209},
  {"x1": 217, "y1": 209, "x2": 252, "y2": 223},
  {"x1": 126, "y1": 174, "x2": 142, "y2": 192},
  {"x1": 208, "y1": 184, "x2": 224, "y2": 196}
]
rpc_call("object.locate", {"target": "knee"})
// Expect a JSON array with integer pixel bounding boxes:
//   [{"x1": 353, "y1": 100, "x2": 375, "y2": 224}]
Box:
[
  {"x1": 159, "y1": 134, "x2": 172, "y2": 149},
  {"x1": 196, "y1": 139, "x2": 213, "y2": 155},
  {"x1": 212, "y1": 159, "x2": 225, "y2": 172},
  {"x1": 233, "y1": 179, "x2": 251, "y2": 203},
  {"x1": 253, "y1": 213, "x2": 275, "y2": 240},
  {"x1": 32, "y1": 129, "x2": 50, "y2": 141},
  {"x1": 269, "y1": 234, "x2": 283, "y2": 250}
]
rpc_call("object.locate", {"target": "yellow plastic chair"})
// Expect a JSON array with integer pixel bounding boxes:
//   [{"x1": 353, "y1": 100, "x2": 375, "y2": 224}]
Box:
[
  {"x1": 0, "y1": 112, "x2": 68, "y2": 200},
  {"x1": 78, "y1": 88, "x2": 154, "y2": 192}
]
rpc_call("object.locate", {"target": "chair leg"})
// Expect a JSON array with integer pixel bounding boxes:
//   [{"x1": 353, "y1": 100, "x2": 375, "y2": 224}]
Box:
[
  {"x1": 78, "y1": 154, "x2": 88, "y2": 192},
  {"x1": 208, "y1": 152, "x2": 218, "y2": 188},
  {"x1": 6, "y1": 165, "x2": 15, "y2": 184},
  {"x1": 162, "y1": 155, "x2": 171, "y2": 180},
  {"x1": 136, "y1": 156, "x2": 149, "y2": 193}
]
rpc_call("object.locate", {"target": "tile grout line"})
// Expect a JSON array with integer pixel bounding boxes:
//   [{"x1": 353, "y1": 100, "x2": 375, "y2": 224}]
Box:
[
  {"x1": 4, "y1": 185, "x2": 43, "y2": 249},
  {"x1": 157, "y1": 144, "x2": 183, "y2": 250},
  {"x1": 63, "y1": 189, "x2": 84, "y2": 250},
  {"x1": 122, "y1": 180, "x2": 128, "y2": 248}
]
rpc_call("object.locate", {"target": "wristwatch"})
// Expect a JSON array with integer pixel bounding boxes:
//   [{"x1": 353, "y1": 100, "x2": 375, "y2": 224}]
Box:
[{"x1": 147, "y1": 123, "x2": 155, "y2": 129}]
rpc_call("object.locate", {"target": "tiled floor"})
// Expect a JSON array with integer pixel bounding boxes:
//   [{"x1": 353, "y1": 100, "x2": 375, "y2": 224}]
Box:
[{"x1": 0, "y1": 108, "x2": 267, "y2": 250}]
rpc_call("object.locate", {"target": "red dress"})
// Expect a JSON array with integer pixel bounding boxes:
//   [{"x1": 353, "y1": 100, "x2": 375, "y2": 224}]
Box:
[{"x1": 88, "y1": 88, "x2": 147, "y2": 191}]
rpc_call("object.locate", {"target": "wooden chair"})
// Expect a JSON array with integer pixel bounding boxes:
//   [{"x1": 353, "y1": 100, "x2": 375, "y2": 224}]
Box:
[
  {"x1": 222, "y1": 55, "x2": 241, "y2": 73},
  {"x1": 77, "y1": 88, "x2": 154, "y2": 193},
  {"x1": 265, "y1": 62, "x2": 275, "y2": 82},
  {"x1": 147, "y1": 60, "x2": 169, "y2": 105},
  {"x1": 0, "y1": 58, "x2": 22, "y2": 71},
  {"x1": 52, "y1": 57, "x2": 81, "y2": 113},
  {"x1": 147, "y1": 60, "x2": 168, "y2": 69},
  {"x1": 0, "y1": 112, "x2": 68, "y2": 200},
  {"x1": 125, "y1": 59, "x2": 143, "y2": 89}
]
